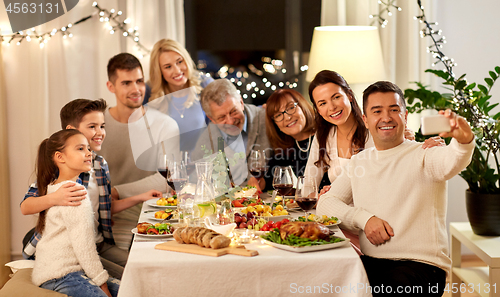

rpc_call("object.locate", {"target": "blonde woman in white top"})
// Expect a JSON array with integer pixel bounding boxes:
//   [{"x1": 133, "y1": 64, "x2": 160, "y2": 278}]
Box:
[{"x1": 147, "y1": 38, "x2": 213, "y2": 152}]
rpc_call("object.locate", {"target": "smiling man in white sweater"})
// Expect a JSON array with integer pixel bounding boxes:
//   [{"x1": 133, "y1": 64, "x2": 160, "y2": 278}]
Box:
[{"x1": 317, "y1": 81, "x2": 474, "y2": 296}]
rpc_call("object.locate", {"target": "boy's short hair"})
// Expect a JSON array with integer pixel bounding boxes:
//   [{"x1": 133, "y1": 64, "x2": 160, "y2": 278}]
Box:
[
  {"x1": 60, "y1": 99, "x2": 107, "y2": 129},
  {"x1": 107, "y1": 53, "x2": 143, "y2": 84}
]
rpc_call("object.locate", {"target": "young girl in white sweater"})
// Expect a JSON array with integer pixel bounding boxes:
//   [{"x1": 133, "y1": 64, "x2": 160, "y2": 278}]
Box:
[{"x1": 31, "y1": 129, "x2": 119, "y2": 297}]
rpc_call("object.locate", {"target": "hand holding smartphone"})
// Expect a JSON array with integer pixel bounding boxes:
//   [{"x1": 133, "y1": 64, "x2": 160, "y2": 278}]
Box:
[{"x1": 420, "y1": 115, "x2": 452, "y2": 135}]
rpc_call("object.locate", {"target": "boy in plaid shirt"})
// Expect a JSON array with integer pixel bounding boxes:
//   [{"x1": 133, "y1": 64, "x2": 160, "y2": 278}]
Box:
[{"x1": 21, "y1": 99, "x2": 161, "y2": 279}]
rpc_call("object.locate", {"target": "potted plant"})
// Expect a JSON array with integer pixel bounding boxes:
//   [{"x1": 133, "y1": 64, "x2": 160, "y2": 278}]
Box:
[{"x1": 404, "y1": 67, "x2": 500, "y2": 235}]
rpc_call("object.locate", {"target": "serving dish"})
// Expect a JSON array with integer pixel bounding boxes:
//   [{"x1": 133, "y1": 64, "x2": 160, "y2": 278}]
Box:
[
  {"x1": 131, "y1": 227, "x2": 174, "y2": 238},
  {"x1": 260, "y1": 237, "x2": 350, "y2": 253}
]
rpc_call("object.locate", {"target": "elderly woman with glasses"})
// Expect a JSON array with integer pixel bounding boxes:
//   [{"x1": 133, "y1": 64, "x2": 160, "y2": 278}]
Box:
[{"x1": 262, "y1": 89, "x2": 317, "y2": 191}]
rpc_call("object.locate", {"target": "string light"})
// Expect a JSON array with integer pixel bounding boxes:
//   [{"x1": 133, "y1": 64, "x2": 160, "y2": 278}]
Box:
[
  {"x1": 411, "y1": 0, "x2": 500, "y2": 156},
  {"x1": 369, "y1": 0, "x2": 401, "y2": 27},
  {"x1": 92, "y1": 2, "x2": 149, "y2": 57},
  {"x1": 0, "y1": 2, "x2": 149, "y2": 57},
  {"x1": 201, "y1": 55, "x2": 307, "y2": 100}
]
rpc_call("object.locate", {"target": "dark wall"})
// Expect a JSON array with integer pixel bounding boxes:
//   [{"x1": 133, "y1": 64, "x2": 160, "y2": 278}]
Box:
[{"x1": 185, "y1": 0, "x2": 321, "y2": 59}]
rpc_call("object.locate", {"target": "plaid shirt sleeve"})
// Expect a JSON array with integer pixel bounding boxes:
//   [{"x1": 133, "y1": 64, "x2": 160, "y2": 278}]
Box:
[
  {"x1": 94, "y1": 155, "x2": 115, "y2": 245},
  {"x1": 21, "y1": 184, "x2": 40, "y2": 259},
  {"x1": 21, "y1": 176, "x2": 86, "y2": 259}
]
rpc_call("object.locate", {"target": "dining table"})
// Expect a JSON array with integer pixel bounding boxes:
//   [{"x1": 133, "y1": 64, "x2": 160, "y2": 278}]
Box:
[{"x1": 117, "y1": 198, "x2": 373, "y2": 297}]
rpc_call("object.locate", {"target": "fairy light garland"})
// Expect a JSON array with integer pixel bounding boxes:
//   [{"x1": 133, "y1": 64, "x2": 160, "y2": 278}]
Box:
[
  {"x1": 200, "y1": 57, "x2": 306, "y2": 100},
  {"x1": 411, "y1": 0, "x2": 499, "y2": 153},
  {"x1": 0, "y1": 1, "x2": 149, "y2": 57},
  {"x1": 92, "y1": 1, "x2": 149, "y2": 57},
  {"x1": 369, "y1": 0, "x2": 401, "y2": 28},
  {"x1": 0, "y1": 21, "x2": 79, "y2": 49}
]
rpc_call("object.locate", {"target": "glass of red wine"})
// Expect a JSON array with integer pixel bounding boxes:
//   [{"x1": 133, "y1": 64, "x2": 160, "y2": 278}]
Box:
[
  {"x1": 249, "y1": 149, "x2": 266, "y2": 179},
  {"x1": 272, "y1": 166, "x2": 294, "y2": 207},
  {"x1": 158, "y1": 154, "x2": 171, "y2": 195},
  {"x1": 167, "y1": 160, "x2": 188, "y2": 195},
  {"x1": 295, "y1": 176, "x2": 318, "y2": 219}
]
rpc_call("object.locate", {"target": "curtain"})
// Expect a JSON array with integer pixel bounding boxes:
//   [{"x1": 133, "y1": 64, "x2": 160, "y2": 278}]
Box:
[
  {"x1": 320, "y1": 0, "x2": 433, "y2": 87},
  {"x1": 1, "y1": 0, "x2": 184, "y2": 259},
  {"x1": 0, "y1": 39, "x2": 12, "y2": 284},
  {"x1": 319, "y1": 0, "x2": 434, "y2": 129}
]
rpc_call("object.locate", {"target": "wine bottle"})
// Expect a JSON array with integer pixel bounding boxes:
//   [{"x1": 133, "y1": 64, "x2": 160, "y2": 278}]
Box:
[{"x1": 218, "y1": 136, "x2": 236, "y2": 188}]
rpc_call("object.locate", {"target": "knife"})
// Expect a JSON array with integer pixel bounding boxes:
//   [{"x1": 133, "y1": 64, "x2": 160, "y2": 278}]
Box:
[{"x1": 160, "y1": 213, "x2": 174, "y2": 224}]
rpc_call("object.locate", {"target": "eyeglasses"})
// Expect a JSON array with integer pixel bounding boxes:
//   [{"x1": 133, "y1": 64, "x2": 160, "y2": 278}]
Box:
[{"x1": 273, "y1": 102, "x2": 298, "y2": 122}]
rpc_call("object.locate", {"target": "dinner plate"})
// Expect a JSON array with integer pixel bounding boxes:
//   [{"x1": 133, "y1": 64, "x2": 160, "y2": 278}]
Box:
[
  {"x1": 131, "y1": 228, "x2": 174, "y2": 238},
  {"x1": 294, "y1": 218, "x2": 342, "y2": 227},
  {"x1": 148, "y1": 214, "x2": 180, "y2": 223},
  {"x1": 324, "y1": 219, "x2": 341, "y2": 228},
  {"x1": 255, "y1": 215, "x2": 291, "y2": 222},
  {"x1": 145, "y1": 198, "x2": 177, "y2": 209},
  {"x1": 260, "y1": 237, "x2": 350, "y2": 253},
  {"x1": 253, "y1": 230, "x2": 269, "y2": 236}
]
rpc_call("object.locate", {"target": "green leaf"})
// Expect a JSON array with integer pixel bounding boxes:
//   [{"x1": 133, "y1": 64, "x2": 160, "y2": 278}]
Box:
[
  {"x1": 465, "y1": 83, "x2": 476, "y2": 90},
  {"x1": 425, "y1": 69, "x2": 450, "y2": 80},
  {"x1": 455, "y1": 80, "x2": 467, "y2": 91},
  {"x1": 490, "y1": 71, "x2": 498, "y2": 81},
  {"x1": 495, "y1": 66, "x2": 500, "y2": 74},
  {"x1": 485, "y1": 78, "x2": 494, "y2": 87},
  {"x1": 485, "y1": 103, "x2": 499, "y2": 114},
  {"x1": 477, "y1": 96, "x2": 489, "y2": 108},
  {"x1": 472, "y1": 91, "x2": 482, "y2": 98},
  {"x1": 478, "y1": 84, "x2": 488, "y2": 94}
]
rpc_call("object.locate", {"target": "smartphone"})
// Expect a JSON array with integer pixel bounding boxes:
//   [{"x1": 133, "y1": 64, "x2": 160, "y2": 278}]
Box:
[{"x1": 421, "y1": 115, "x2": 451, "y2": 135}]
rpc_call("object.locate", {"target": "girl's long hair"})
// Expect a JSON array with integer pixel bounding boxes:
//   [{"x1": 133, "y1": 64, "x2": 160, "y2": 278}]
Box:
[
  {"x1": 265, "y1": 89, "x2": 316, "y2": 152},
  {"x1": 35, "y1": 129, "x2": 83, "y2": 233},
  {"x1": 308, "y1": 70, "x2": 367, "y2": 170},
  {"x1": 149, "y1": 39, "x2": 202, "y2": 110}
]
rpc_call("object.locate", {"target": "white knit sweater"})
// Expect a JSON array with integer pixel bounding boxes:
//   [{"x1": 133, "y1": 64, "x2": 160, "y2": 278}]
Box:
[
  {"x1": 317, "y1": 139, "x2": 474, "y2": 272},
  {"x1": 32, "y1": 181, "x2": 109, "y2": 286}
]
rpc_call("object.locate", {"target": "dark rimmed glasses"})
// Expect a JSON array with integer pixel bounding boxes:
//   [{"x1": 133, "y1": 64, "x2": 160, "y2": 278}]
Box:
[{"x1": 273, "y1": 102, "x2": 298, "y2": 122}]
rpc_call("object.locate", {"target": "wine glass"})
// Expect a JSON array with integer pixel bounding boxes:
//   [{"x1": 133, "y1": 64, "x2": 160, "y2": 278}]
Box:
[
  {"x1": 272, "y1": 166, "x2": 294, "y2": 207},
  {"x1": 157, "y1": 153, "x2": 170, "y2": 195},
  {"x1": 167, "y1": 160, "x2": 188, "y2": 195},
  {"x1": 295, "y1": 176, "x2": 318, "y2": 219},
  {"x1": 248, "y1": 149, "x2": 266, "y2": 179},
  {"x1": 181, "y1": 150, "x2": 196, "y2": 180}
]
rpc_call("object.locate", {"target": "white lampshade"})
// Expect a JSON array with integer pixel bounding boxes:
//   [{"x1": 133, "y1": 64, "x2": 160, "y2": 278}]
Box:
[{"x1": 306, "y1": 26, "x2": 386, "y2": 84}]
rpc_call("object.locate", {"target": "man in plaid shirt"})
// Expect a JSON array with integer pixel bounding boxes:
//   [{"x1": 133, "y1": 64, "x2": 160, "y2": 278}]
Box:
[{"x1": 21, "y1": 99, "x2": 161, "y2": 279}]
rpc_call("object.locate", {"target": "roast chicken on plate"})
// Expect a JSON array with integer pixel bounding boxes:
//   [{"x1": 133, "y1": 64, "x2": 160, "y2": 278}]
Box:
[{"x1": 280, "y1": 221, "x2": 330, "y2": 241}]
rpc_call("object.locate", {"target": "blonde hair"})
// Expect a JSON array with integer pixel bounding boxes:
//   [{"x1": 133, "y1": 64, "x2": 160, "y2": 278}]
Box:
[{"x1": 149, "y1": 39, "x2": 202, "y2": 110}]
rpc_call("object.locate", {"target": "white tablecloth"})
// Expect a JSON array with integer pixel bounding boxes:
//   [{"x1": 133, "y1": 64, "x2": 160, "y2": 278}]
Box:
[{"x1": 117, "y1": 204, "x2": 372, "y2": 297}]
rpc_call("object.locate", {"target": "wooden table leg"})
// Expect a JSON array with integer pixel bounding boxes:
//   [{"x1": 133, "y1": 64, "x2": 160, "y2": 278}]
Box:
[
  {"x1": 489, "y1": 267, "x2": 499, "y2": 297},
  {"x1": 451, "y1": 234, "x2": 462, "y2": 297}
]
